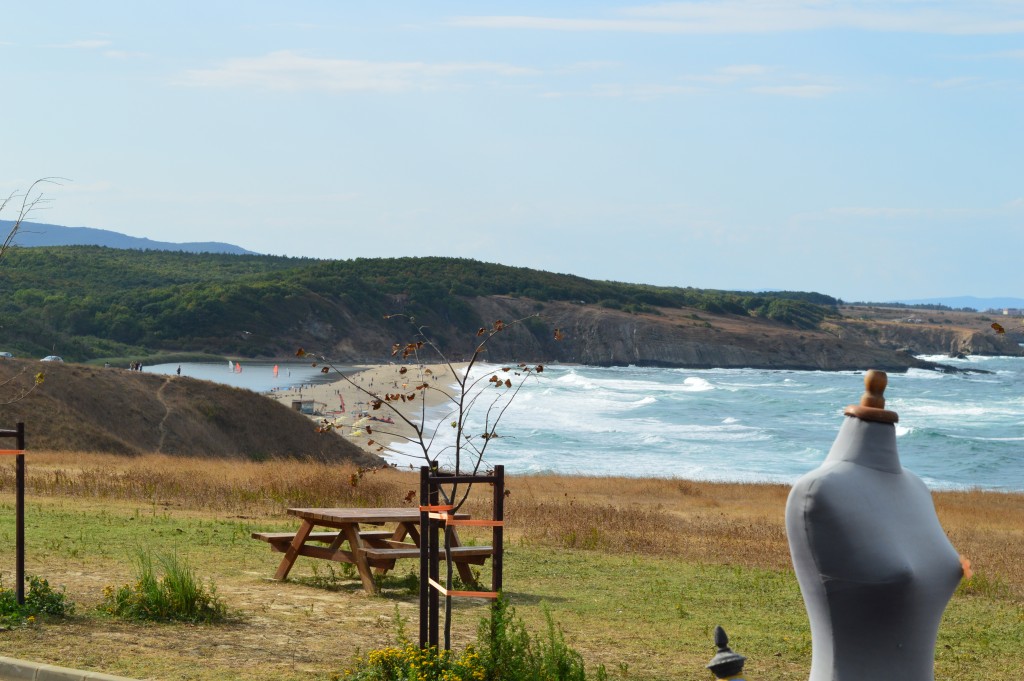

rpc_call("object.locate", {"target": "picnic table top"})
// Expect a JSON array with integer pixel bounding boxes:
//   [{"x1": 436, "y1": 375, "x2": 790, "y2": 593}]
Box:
[{"x1": 286, "y1": 507, "x2": 469, "y2": 524}]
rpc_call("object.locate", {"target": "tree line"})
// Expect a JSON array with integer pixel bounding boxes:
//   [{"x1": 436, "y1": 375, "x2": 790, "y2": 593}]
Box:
[{"x1": 0, "y1": 247, "x2": 839, "y2": 361}]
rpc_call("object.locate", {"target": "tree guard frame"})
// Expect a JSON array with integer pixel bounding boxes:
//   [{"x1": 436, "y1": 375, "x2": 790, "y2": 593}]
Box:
[
  {"x1": 0, "y1": 423, "x2": 26, "y2": 605},
  {"x1": 419, "y1": 465, "x2": 505, "y2": 650}
]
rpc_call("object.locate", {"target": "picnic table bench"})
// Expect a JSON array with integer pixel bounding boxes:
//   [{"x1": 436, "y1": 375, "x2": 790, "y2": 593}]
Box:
[{"x1": 253, "y1": 507, "x2": 492, "y2": 594}]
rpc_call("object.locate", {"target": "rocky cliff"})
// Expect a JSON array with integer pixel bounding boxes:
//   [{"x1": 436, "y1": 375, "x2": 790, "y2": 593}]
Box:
[{"x1": 315, "y1": 296, "x2": 1021, "y2": 372}]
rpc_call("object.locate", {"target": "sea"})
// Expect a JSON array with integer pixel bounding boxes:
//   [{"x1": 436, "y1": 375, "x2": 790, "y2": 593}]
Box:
[
  {"x1": 144, "y1": 360, "x2": 341, "y2": 394},
  {"x1": 146, "y1": 356, "x2": 1024, "y2": 493}
]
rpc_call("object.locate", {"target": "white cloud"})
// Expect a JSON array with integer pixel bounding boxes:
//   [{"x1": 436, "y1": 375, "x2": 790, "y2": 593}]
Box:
[
  {"x1": 51, "y1": 40, "x2": 112, "y2": 49},
  {"x1": 451, "y1": 2, "x2": 1024, "y2": 35},
  {"x1": 103, "y1": 50, "x2": 147, "y2": 60},
  {"x1": 588, "y1": 83, "x2": 704, "y2": 98},
  {"x1": 829, "y1": 205, "x2": 933, "y2": 218},
  {"x1": 719, "y1": 64, "x2": 772, "y2": 77},
  {"x1": 683, "y1": 64, "x2": 776, "y2": 84},
  {"x1": 177, "y1": 50, "x2": 536, "y2": 93},
  {"x1": 751, "y1": 84, "x2": 842, "y2": 97}
]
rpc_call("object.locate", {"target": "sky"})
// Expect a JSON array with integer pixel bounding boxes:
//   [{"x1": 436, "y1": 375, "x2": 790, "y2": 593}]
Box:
[{"x1": 2, "y1": 1, "x2": 1022, "y2": 302}]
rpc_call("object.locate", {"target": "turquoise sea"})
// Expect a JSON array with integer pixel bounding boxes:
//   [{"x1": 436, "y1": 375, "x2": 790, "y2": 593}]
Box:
[
  {"x1": 144, "y1": 360, "x2": 341, "y2": 393},
  {"x1": 147, "y1": 356, "x2": 1024, "y2": 493},
  {"x1": 387, "y1": 355, "x2": 1024, "y2": 493}
]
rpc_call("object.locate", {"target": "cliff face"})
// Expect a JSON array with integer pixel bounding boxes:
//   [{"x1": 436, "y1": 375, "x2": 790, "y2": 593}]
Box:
[
  {"x1": 838, "y1": 321, "x2": 1019, "y2": 357},
  {"x1": 319, "y1": 296, "x2": 1020, "y2": 372}
]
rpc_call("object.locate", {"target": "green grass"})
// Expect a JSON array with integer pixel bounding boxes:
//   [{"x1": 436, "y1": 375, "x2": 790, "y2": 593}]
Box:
[
  {"x1": 0, "y1": 574, "x2": 75, "y2": 628},
  {"x1": 99, "y1": 549, "x2": 228, "y2": 624},
  {"x1": 0, "y1": 497, "x2": 1019, "y2": 680}
]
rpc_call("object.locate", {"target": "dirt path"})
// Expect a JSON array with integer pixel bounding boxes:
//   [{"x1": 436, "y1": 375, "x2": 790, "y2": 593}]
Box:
[{"x1": 155, "y1": 377, "x2": 171, "y2": 453}]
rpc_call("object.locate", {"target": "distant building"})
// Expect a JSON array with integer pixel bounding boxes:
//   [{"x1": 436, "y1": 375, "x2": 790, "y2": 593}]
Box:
[{"x1": 1002, "y1": 308, "x2": 1023, "y2": 316}]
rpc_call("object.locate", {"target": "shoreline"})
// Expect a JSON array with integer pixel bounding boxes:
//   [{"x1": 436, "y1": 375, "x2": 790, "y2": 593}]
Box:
[
  {"x1": 268, "y1": 362, "x2": 468, "y2": 460},
  {"x1": 263, "y1": 360, "x2": 1024, "y2": 493}
]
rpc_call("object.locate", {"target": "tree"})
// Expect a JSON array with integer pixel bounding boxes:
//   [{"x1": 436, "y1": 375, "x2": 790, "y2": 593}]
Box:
[
  {"x1": 0, "y1": 178, "x2": 64, "y2": 402},
  {"x1": 1, "y1": 178, "x2": 63, "y2": 264},
  {"x1": 302, "y1": 314, "x2": 563, "y2": 649},
  {"x1": 305, "y1": 315, "x2": 556, "y2": 505}
]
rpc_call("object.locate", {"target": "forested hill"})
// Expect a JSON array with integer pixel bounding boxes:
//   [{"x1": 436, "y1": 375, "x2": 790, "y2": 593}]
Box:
[{"x1": 0, "y1": 246, "x2": 1018, "y2": 370}]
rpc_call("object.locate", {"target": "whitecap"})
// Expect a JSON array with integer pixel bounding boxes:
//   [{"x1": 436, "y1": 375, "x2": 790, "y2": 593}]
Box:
[
  {"x1": 903, "y1": 368, "x2": 945, "y2": 380},
  {"x1": 681, "y1": 377, "x2": 714, "y2": 392}
]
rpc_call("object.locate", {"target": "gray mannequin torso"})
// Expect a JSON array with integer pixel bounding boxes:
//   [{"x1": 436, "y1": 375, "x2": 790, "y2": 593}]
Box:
[{"x1": 786, "y1": 416, "x2": 962, "y2": 681}]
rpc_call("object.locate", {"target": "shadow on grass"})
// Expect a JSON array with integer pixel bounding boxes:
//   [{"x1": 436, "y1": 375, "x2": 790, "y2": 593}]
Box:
[{"x1": 504, "y1": 591, "x2": 569, "y2": 605}]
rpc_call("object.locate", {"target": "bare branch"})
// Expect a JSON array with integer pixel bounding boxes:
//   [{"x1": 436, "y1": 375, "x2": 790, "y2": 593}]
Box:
[{"x1": 0, "y1": 177, "x2": 69, "y2": 263}]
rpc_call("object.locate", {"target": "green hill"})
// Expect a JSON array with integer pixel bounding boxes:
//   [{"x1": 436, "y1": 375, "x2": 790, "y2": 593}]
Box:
[
  {"x1": 0, "y1": 246, "x2": 838, "y2": 362},
  {"x1": 0, "y1": 246, "x2": 1019, "y2": 371}
]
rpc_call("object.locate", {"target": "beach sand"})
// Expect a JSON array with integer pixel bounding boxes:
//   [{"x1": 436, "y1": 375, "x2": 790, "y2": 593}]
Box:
[{"x1": 268, "y1": 362, "x2": 468, "y2": 462}]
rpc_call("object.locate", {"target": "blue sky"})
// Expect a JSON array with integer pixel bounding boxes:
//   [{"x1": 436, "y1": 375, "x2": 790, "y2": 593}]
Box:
[{"x1": 2, "y1": 2, "x2": 1021, "y2": 301}]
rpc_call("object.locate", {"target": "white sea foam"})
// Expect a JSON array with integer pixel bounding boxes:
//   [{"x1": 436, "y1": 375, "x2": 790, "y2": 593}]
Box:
[
  {"x1": 387, "y1": 358, "x2": 1024, "y2": 491},
  {"x1": 903, "y1": 368, "x2": 945, "y2": 380},
  {"x1": 681, "y1": 377, "x2": 714, "y2": 391}
]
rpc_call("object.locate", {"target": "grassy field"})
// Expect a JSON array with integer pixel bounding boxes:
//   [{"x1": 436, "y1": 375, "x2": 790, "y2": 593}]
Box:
[{"x1": 0, "y1": 452, "x2": 1021, "y2": 680}]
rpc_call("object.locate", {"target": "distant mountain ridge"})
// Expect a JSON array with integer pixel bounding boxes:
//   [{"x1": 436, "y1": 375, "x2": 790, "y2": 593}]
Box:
[
  {"x1": 1, "y1": 220, "x2": 256, "y2": 255},
  {"x1": 893, "y1": 296, "x2": 1024, "y2": 311}
]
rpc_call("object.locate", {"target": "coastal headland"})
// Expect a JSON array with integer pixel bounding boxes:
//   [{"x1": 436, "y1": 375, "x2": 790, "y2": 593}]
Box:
[{"x1": 3, "y1": 250, "x2": 1021, "y2": 372}]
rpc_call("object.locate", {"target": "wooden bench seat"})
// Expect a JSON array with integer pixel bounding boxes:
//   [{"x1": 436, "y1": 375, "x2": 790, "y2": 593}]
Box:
[
  {"x1": 252, "y1": 529, "x2": 401, "y2": 548},
  {"x1": 358, "y1": 530, "x2": 397, "y2": 540},
  {"x1": 362, "y1": 545, "x2": 493, "y2": 564},
  {"x1": 252, "y1": 531, "x2": 341, "y2": 545}
]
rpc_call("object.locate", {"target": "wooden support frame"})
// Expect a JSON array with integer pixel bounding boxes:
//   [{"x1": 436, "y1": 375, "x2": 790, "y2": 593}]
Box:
[
  {"x1": 419, "y1": 465, "x2": 505, "y2": 650},
  {"x1": 0, "y1": 424, "x2": 26, "y2": 605}
]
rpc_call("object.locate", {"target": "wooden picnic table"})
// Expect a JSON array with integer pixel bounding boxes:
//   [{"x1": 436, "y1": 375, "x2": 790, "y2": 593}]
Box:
[{"x1": 252, "y1": 507, "x2": 492, "y2": 594}]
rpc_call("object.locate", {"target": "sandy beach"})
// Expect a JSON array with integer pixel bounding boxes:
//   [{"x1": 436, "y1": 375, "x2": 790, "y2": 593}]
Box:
[{"x1": 268, "y1": 362, "x2": 468, "y2": 460}]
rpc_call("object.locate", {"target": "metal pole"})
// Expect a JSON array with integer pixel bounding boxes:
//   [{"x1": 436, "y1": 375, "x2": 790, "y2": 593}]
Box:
[
  {"x1": 428, "y1": 472, "x2": 440, "y2": 649},
  {"x1": 15, "y1": 422, "x2": 25, "y2": 606},
  {"x1": 418, "y1": 466, "x2": 429, "y2": 648},
  {"x1": 492, "y1": 465, "x2": 504, "y2": 595}
]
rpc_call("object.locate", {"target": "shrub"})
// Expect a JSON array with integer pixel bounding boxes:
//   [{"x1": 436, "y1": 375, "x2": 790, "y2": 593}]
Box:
[
  {"x1": 100, "y1": 550, "x2": 227, "y2": 623},
  {"x1": 339, "y1": 596, "x2": 604, "y2": 681},
  {"x1": 0, "y1": 574, "x2": 75, "y2": 627}
]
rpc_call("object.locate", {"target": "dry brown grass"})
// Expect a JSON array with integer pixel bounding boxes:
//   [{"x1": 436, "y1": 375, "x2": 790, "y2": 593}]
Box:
[
  {"x1": 0, "y1": 452, "x2": 1020, "y2": 680},
  {"x1": 5, "y1": 452, "x2": 1021, "y2": 594},
  {"x1": 0, "y1": 359, "x2": 379, "y2": 465}
]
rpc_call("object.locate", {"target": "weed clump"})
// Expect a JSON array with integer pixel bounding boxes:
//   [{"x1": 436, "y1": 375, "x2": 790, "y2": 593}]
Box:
[
  {"x1": 100, "y1": 550, "x2": 227, "y2": 624},
  {"x1": 339, "y1": 597, "x2": 603, "y2": 681},
  {"x1": 0, "y1": 575, "x2": 75, "y2": 628}
]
